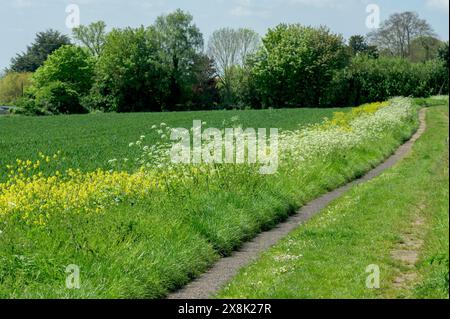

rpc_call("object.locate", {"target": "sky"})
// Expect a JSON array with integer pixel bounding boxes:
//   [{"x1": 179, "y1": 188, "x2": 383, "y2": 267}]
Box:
[{"x1": 0, "y1": 0, "x2": 449, "y2": 71}]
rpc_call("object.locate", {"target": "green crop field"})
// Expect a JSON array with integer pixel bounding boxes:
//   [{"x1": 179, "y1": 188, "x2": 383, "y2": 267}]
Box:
[
  {"x1": 1, "y1": 1, "x2": 448, "y2": 304},
  {"x1": 0, "y1": 107, "x2": 346, "y2": 179},
  {"x1": 1, "y1": 98, "x2": 429, "y2": 298}
]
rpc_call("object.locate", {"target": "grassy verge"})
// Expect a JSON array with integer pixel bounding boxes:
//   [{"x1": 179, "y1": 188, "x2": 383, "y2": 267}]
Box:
[
  {"x1": 412, "y1": 105, "x2": 449, "y2": 299},
  {"x1": 217, "y1": 101, "x2": 449, "y2": 299},
  {"x1": 0, "y1": 100, "x2": 419, "y2": 298}
]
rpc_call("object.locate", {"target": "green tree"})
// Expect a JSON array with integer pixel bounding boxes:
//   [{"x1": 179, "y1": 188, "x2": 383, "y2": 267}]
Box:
[
  {"x1": 348, "y1": 35, "x2": 378, "y2": 58},
  {"x1": 368, "y1": 12, "x2": 435, "y2": 58},
  {"x1": 154, "y1": 9, "x2": 204, "y2": 110},
  {"x1": 190, "y1": 54, "x2": 220, "y2": 110},
  {"x1": 88, "y1": 27, "x2": 169, "y2": 112},
  {"x1": 72, "y1": 21, "x2": 107, "y2": 56},
  {"x1": 348, "y1": 35, "x2": 368, "y2": 55},
  {"x1": 252, "y1": 24, "x2": 348, "y2": 108},
  {"x1": 207, "y1": 28, "x2": 260, "y2": 106},
  {"x1": 0, "y1": 72, "x2": 32, "y2": 105},
  {"x1": 32, "y1": 45, "x2": 94, "y2": 95},
  {"x1": 16, "y1": 45, "x2": 94, "y2": 115},
  {"x1": 437, "y1": 41, "x2": 449, "y2": 94},
  {"x1": 438, "y1": 41, "x2": 449, "y2": 69},
  {"x1": 9, "y1": 30, "x2": 71, "y2": 72},
  {"x1": 409, "y1": 36, "x2": 442, "y2": 62}
]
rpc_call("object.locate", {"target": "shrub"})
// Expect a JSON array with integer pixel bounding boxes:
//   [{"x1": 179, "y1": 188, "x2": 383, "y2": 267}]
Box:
[
  {"x1": 35, "y1": 82, "x2": 86, "y2": 114},
  {"x1": 326, "y1": 56, "x2": 449, "y2": 107},
  {"x1": 16, "y1": 82, "x2": 87, "y2": 115},
  {"x1": 13, "y1": 96, "x2": 42, "y2": 115}
]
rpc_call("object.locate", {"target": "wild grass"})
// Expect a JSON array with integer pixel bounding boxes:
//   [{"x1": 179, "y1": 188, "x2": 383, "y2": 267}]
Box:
[
  {"x1": 0, "y1": 100, "x2": 420, "y2": 298},
  {"x1": 217, "y1": 101, "x2": 448, "y2": 299}
]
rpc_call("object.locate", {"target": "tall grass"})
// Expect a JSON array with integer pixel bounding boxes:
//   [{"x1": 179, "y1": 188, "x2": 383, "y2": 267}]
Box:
[{"x1": 0, "y1": 99, "x2": 419, "y2": 298}]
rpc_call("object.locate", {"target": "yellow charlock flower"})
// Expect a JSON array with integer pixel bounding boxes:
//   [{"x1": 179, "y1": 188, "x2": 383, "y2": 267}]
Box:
[
  {"x1": 0, "y1": 155, "x2": 164, "y2": 225},
  {"x1": 0, "y1": 99, "x2": 411, "y2": 226}
]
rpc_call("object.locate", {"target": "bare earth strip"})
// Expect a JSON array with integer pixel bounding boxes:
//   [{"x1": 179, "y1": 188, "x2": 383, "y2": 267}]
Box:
[
  {"x1": 391, "y1": 211, "x2": 426, "y2": 291},
  {"x1": 168, "y1": 109, "x2": 427, "y2": 299}
]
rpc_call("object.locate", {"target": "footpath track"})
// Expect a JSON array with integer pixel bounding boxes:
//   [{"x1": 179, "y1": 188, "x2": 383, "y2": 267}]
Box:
[{"x1": 168, "y1": 109, "x2": 427, "y2": 299}]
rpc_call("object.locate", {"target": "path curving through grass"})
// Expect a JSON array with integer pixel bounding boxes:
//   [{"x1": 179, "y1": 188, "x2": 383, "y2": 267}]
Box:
[{"x1": 168, "y1": 108, "x2": 427, "y2": 299}]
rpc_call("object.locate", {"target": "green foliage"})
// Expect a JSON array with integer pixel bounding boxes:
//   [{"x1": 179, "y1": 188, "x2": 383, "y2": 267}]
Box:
[
  {"x1": 34, "y1": 81, "x2": 86, "y2": 114},
  {"x1": 348, "y1": 35, "x2": 379, "y2": 58},
  {"x1": 217, "y1": 65, "x2": 259, "y2": 109},
  {"x1": 409, "y1": 36, "x2": 442, "y2": 62},
  {"x1": 14, "y1": 45, "x2": 94, "y2": 115},
  {"x1": 329, "y1": 56, "x2": 449, "y2": 106},
  {"x1": 86, "y1": 11, "x2": 215, "y2": 113},
  {"x1": 154, "y1": 9, "x2": 204, "y2": 110},
  {"x1": 32, "y1": 45, "x2": 94, "y2": 95},
  {"x1": 189, "y1": 54, "x2": 220, "y2": 110},
  {"x1": 252, "y1": 24, "x2": 349, "y2": 108},
  {"x1": 438, "y1": 41, "x2": 449, "y2": 69},
  {"x1": 16, "y1": 82, "x2": 87, "y2": 115},
  {"x1": 88, "y1": 27, "x2": 169, "y2": 112},
  {"x1": 207, "y1": 27, "x2": 261, "y2": 107},
  {"x1": 0, "y1": 72, "x2": 32, "y2": 105},
  {"x1": 6, "y1": 10, "x2": 447, "y2": 115},
  {"x1": 9, "y1": 30, "x2": 71, "y2": 72},
  {"x1": 72, "y1": 21, "x2": 107, "y2": 56}
]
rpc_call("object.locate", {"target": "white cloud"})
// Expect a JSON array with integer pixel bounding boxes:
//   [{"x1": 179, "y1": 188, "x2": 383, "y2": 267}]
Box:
[
  {"x1": 229, "y1": 0, "x2": 345, "y2": 18},
  {"x1": 426, "y1": 0, "x2": 449, "y2": 11},
  {"x1": 230, "y1": 5, "x2": 270, "y2": 18},
  {"x1": 229, "y1": 0, "x2": 283, "y2": 18},
  {"x1": 289, "y1": 0, "x2": 342, "y2": 8},
  {"x1": 11, "y1": 0, "x2": 35, "y2": 8}
]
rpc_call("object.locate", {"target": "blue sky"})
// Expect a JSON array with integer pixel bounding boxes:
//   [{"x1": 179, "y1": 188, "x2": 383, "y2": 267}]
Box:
[{"x1": 0, "y1": 0, "x2": 449, "y2": 71}]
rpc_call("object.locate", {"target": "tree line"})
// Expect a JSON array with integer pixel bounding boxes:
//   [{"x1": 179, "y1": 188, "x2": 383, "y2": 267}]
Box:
[{"x1": 0, "y1": 9, "x2": 448, "y2": 115}]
